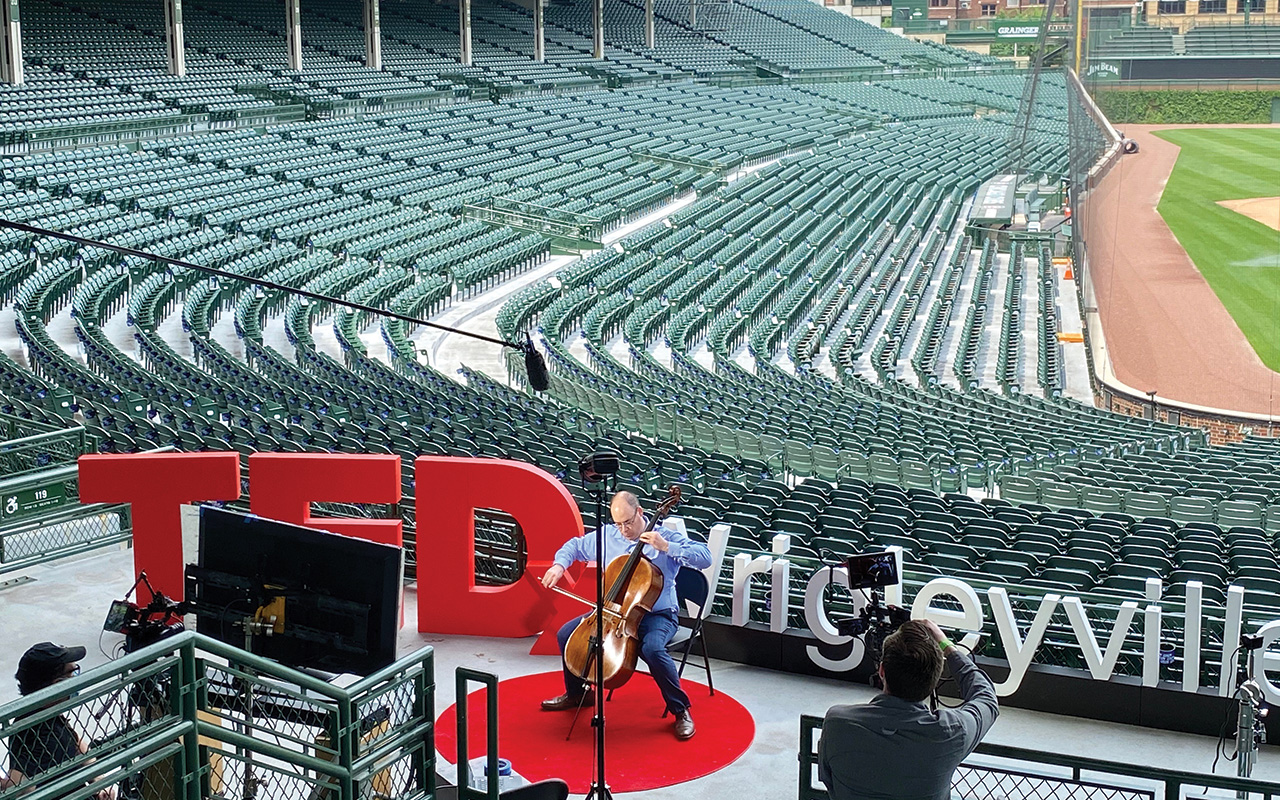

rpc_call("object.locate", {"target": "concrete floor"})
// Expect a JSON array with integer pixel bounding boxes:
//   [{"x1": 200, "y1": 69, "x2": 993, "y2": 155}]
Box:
[{"x1": 2, "y1": 546, "x2": 1278, "y2": 799}]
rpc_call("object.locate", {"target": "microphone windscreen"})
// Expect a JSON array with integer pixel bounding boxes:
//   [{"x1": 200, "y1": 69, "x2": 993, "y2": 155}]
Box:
[{"x1": 524, "y1": 337, "x2": 550, "y2": 392}]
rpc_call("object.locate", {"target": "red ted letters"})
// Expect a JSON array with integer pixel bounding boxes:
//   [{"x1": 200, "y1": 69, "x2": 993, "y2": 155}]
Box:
[
  {"x1": 248, "y1": 452, "x2": 402, "y2": 546},
  {"x1": 77, "y1": 453, "x2": 584, "y2": 640},
  {"x1": 79, "y1": 452, "x2": 242, "y2": 598}
]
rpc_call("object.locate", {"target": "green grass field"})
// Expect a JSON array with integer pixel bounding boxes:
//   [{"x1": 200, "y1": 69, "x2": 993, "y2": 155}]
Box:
[{"x1": 1154, "y1": 127, "x2": 1280, "y2": 371}]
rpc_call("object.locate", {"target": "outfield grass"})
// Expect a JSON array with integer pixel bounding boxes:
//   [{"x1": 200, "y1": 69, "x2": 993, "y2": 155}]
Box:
[{"x1": 1154, "y1": 127, "x2": 1280, "y2": 371}]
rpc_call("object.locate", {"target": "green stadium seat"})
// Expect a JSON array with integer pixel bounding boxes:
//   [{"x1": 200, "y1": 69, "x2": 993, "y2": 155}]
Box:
[{"x1": 999, "y1": 476, "x2": 1040, "y2": 506}]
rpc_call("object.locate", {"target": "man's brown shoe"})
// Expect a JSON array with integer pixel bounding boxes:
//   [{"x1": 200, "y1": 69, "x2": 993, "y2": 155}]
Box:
[
  {"x1": 540, "y1": 691, "x2": 593, "y2": 711},
  {"x1": 674, "y1": 709, "x2": 695, "y2": 740}
]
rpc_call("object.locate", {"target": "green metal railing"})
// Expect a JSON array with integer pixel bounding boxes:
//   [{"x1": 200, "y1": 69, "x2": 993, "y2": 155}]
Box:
[
  {"x1": 0, "y1": 461, "x2": 79, "y2": 520},
  {"x1": 0, "y1": 463, "x2": 132, "y2": 574},
  {"x1": 0, "y1": 416, "x2": 102, "y2": 568},
  {"x1": 455, "y1": 668, "x2": 501, "y2": 800},
  {"x1": 463, "y1": 199, "x2": 604, "y2": 252},
  {"x1": 16, "y1": 113, "x2": 210, "y2": 152},
  {"x1": 0, "y1": 631, "x2": 434, "y2": 800},
  {"x1": 1172, "y1": 15, "x2": 1280, "y2": 27},
  {"x1": 0, "y1": 425, "x2": 92, "y2": 479},
  {"x1": 0, "y1": 413, "x2": 65, "y2": 441},
  {"x1": 798, "y1": 714, "x2": 1280, "y2": 799}
]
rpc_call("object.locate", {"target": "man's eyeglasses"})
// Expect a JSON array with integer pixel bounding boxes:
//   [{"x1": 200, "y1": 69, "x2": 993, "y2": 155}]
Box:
[{"x1": 613, "y1": 510, "x2": 643, "y2": 529}]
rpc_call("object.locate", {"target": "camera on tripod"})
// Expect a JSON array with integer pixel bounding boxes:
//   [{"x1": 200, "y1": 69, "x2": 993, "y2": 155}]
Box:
[
  {"x1": 103, "y1": 571, "x2": 191, "y2": 654},
  {"x1": 99, "y1": 571, "x2": 195, "y2": 755}
]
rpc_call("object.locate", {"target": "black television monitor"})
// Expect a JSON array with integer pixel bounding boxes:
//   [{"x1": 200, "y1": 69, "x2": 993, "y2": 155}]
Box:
[
  {"x1": 845, "y1": 550, "x2": 899, "y2": 591},
  {"x1": 186, "y1": 506, "x2": 401, "y2": 675}
]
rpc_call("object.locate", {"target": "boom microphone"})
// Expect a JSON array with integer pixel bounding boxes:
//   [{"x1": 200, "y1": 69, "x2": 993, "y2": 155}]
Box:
[{"x1": 523, "y1": 335, "x2": 551, "y2": 392}]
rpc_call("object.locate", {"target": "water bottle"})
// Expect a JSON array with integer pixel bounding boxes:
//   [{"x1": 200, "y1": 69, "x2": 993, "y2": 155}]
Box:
[{"x1": 467, "y1": 757, "x2": 526, "y2": 795}]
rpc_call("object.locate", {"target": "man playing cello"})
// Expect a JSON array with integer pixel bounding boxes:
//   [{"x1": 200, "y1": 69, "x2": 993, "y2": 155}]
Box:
[{"x1": 540, "y1": 490, "x2": 712, "y2": 740}]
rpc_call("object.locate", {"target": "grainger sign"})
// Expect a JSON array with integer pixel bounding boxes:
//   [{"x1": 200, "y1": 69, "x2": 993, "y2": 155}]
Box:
[{"x1": 994, "y1": 21, "x2": 1072, "y2": 39}]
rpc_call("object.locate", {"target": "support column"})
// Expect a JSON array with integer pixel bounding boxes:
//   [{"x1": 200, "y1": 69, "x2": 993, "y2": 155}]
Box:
[
  {"x1": 533, "y1": 0, "x2": 544, "y2": 62},
  {"x1": 1, "y1": 0, "x2": 22, "y2": 86},
  {"x1": 1073, "y1": 0, "x2": 1083, "y2": 76},
  {"x1": 645, "y1": 0, "x2": 655, "y2": 47},
  {"x1": 164, "y1": 0, "x2": 186, "y2": 77},
  {"x1": 690, "y1": 0, "x2": 698, "y2": 27},
  {"x1": 593, "y1": 0, "x2": 604, "y2": 58},
  {"x1": 364, "y1": 0, "x2": 382, "y2": 70},
  {"x1": 285, "y1": 0, "x2": 302, "y2": 71},
  {"x1": 460, "y1": 0, "x2": 472, "y2": 66}
]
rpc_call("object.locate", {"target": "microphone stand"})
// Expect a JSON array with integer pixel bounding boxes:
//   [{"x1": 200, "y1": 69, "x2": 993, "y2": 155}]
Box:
[{"x1": 584, "y1": 471, "x2": 615, "y2": 800}]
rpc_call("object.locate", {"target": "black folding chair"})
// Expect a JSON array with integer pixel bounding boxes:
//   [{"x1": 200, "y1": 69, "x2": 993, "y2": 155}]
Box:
[{"x1": 668, "y1": 566, "x2": 714, "y2": 695}]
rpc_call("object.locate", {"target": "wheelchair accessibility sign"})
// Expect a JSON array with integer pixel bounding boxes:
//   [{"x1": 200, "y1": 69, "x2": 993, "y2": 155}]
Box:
[{"x1": 1, "y1": 483, "x2": 66, "y2": 520}]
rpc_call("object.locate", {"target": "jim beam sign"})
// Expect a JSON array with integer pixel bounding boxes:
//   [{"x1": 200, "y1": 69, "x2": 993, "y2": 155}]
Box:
[{"x1": 1086, "y1": 60, "x2": 1121, "y2": 82}]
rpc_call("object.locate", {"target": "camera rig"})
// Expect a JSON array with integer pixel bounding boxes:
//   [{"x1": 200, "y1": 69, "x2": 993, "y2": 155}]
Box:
[
  {"x1": 831, "y1": 551, "x2": 911, "y2": 686},
  {"x1": 103, "y1": 571, "x2": 192, "y2": 654}
]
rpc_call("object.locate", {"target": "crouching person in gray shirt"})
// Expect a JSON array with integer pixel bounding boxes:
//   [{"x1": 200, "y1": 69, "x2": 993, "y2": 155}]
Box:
[{"x1": 819, "y1": 619, "x2": 998, "y2": 800}]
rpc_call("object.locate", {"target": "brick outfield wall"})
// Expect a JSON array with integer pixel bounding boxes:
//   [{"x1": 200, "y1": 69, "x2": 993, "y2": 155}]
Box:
[{"x1": 1102, "y1": 389, "x2": 1280, "y2": 444}]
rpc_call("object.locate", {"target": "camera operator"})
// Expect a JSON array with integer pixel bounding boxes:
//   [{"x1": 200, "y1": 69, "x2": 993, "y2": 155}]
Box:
[
  {"x1": 5, "y1": 643, "x2": 115, "y2": 800},
  {"x1": 818, "y1": 619, "x2": 998, "y2": 800}
]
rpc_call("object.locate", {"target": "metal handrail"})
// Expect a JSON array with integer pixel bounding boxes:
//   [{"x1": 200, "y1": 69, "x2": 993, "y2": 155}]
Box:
[
  {"x1": 0, "y1": 427, "x2": 88, "y2": 480},
  {"x1": 0, "y1": 462, "x2": 78, "y2": 494},
  {"x1": 975, "y1": 741, "x2": 1278, "y2": 793},
  {"x1": 0, "y1": 501, "x2": 132, "y2": 575},
  {"x1": 798, "y1": 713, "x2": 1280, "y2": 800},
  {"x1": 455, "y1": 667, "x2": 500, "y2": 800},
  {"x1": 0, "y1": 426, "x2": 87, "y2": 451},
  {"x1": 14, "y1": 730, "x2": 193, "y2": 800},
  {"x1": 0, "y1": 411, "x2": 64, "y2": 437},
  {"x1": 0, "y1": 632, "x2": 436, "y2": 800}
]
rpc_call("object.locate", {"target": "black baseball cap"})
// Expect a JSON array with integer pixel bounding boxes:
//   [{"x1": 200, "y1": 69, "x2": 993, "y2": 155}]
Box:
[{"x1": 16, "y1": 642, "x2": 87, "y2": 695}]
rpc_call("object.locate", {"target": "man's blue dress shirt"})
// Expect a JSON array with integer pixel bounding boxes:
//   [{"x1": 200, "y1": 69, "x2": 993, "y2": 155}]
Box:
[{"x1": 553, "y1": 519, "x2": 712, "y2": 613}]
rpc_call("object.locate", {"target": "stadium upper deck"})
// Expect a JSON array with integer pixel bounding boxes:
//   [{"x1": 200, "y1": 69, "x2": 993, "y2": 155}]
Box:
[{"x1": 3, "y1": 0, "x2": 997, "y2": 143}]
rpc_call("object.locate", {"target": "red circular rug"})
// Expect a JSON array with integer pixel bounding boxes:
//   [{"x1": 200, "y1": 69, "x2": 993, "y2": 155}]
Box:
[{"x1": 434, "y1": 671, "x2": 754, "y2": 793}]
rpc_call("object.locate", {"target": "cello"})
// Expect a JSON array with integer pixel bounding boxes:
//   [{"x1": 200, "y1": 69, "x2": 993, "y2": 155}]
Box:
[{"x1": 552, "y1": 486, "x2": 682, "y2": 690}]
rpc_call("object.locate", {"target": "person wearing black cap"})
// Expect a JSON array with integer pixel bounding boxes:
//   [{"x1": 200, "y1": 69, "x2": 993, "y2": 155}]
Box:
[{"x1": 5, "y1": 642, "x2": 113, "y2": 799}]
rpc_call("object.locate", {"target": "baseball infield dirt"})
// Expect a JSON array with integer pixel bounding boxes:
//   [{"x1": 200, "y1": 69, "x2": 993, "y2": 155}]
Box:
[
  {"x1": 1086, "y1": 124, "x2": 1280, "y2": 416},
  {"x1": 1217, "y1": 197, "x2": 1280, "y2": 232}
]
